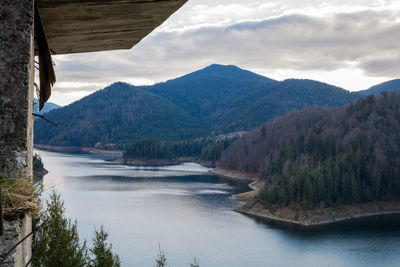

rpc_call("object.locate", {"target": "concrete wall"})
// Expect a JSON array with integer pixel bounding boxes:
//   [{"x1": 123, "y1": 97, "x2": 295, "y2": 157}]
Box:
[{"x1": 0, "y1": 0, "x2": 34, "y2": 266}]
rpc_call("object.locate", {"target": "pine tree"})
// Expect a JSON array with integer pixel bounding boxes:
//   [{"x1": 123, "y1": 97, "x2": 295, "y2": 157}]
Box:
[
  {"x1": 89, "y1": 226, "x2": 121, "y2": 267},
  {"x1": 33, "y1": 191, "x2": 88, "y2": 267}
]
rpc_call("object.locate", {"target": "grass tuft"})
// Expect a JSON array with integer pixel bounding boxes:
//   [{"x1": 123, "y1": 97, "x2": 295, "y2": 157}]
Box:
[{"x1": 0, "y1": 176, "x2": 41, "y2": 220}]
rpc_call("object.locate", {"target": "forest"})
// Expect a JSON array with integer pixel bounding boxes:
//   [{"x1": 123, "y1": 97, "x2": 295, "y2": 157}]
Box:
[
  {"x1": 124, "y1": 138, "x2": 234, "y2": 163},
  {"x1": 220, "y1": 92, "x2": 400, "y2": 208},
  {"x1": 34, "y1": 64, "x2": 360, "y2": 147}
]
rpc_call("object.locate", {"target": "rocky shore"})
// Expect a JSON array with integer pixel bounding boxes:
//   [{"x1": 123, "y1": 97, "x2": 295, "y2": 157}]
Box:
[
  {"x1": 33, "y1": 166, "x2": 48, "y2": 181},
  {"x1": 234, "y1": 200, "x2": 400, "y2": 228}
]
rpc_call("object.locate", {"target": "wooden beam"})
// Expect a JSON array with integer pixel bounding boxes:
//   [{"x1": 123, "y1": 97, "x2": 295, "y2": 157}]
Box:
[{"x1": 37, "y1": 0, "x2": 187, "y2": 54}]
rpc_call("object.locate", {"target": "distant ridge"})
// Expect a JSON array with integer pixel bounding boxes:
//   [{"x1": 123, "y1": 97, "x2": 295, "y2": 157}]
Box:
[
  {"x1": 33, "y1": 98, "x2": 60, "y2": 115},
  {"x1": 35, "y1": 64, "x2": 363, "y2": 147},
  {"x1": 359, "y1": 79, "x2": 400, "y2": 95}
]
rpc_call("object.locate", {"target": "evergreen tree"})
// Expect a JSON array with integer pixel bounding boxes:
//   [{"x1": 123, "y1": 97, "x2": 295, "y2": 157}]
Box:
[
  {"x1": 33, "y1": 192, "x2": 88, "y2": 267},
  {"x1": 89, "y1": 226, "x2": 121, "y2": 267}
]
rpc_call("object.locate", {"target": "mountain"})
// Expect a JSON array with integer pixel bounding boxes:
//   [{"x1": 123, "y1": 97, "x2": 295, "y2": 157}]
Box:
[
  {"x1": 220, "y1": 92, "x2": 400, "y2": 208},
  {"x1": 217, "y1": 78, "x2": 361, "y2": 132},
  {"x1": 145, "y1": 64, "x2": 360, "y2": 132},
  {"x1": 33, "y1": 98, "x2": 60, "y2": 114},
  {"x1": 359, "y1": 79, "x2": 400, "y2": 95},
  {"x1": 34, "y1": 64, "x2": 363, "y2": 147},
  {"x1": 145, "y1": 64, "x2": 277, "y2": 129},
  {"x1": 34, "y1": 82, "x2": 206, "y2": 147}
]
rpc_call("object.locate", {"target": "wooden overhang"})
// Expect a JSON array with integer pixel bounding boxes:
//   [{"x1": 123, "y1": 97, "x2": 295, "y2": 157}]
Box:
[{"x1": 36, "y1": 0, "x2": 187, "y2": 54}]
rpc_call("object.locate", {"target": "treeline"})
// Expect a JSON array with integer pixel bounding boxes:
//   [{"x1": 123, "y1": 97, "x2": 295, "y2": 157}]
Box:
[
  {"x1": 124, "y1": 138, "x2": 234, "y2": 162},
  {"x1": 221, "y1": 92, "x2": 400, "y2": 208}
]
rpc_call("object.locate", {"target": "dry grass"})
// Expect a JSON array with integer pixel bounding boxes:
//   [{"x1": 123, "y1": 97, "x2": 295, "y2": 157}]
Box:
[{"x1": 0, "y1": 176, "x2": 41, "y2": 220}]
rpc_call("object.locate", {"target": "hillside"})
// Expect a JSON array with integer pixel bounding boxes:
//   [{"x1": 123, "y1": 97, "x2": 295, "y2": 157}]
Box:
[
  {"x1": 146, "y1": 65, "x2": 360, "y2": 132},
  {"x1": 218, "y1": 79, "x2": 361, "y2": 131},
  {"x1": 145, "y1": 64, "x2": 277, "y2": 129},
  {"x1": 34, "y1": 82, "x2": 206, "y2": 146},
  {"x1": 359, "y1": 79, "x2": 400, "y2": 95},
  {"x1": 220, "y1": 92, "x2": 400, "y2": 210},
  {"x1": 35, "y1": 64, "x2": 363, "y2": 148}
]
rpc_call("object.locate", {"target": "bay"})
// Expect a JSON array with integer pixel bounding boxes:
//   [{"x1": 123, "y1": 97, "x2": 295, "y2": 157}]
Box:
[{"x1": 36, "y1": 149, "x2": 400, "y2": 267}]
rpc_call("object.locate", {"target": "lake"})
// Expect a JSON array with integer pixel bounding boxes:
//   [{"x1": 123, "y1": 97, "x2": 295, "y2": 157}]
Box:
[{"x1": 36, "y1": 149, "x2": 400, "y2": 267}]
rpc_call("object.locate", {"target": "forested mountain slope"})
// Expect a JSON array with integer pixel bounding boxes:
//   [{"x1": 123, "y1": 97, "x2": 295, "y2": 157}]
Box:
[
  {"x1": 359, "y1": 79, "x2": 400, "y2": 95},
  {"x1": 220, "y1": 92, "x2": 400, "y2": 207},
  {"x1": 145, "y1": 64, "x2": 278, "y2": 129},
  {"x1": 35, "y1": 64, "x2": 363, "y2": 147},
  {"x1": 34, "y1": 82, "x2": 206, "y2": 146},
  {"x1": 219, "y1": 79, "x2": 361, "y2": 131},
  {"x1": 146, "y1": 65, "x2": 361, "y2": 132}
]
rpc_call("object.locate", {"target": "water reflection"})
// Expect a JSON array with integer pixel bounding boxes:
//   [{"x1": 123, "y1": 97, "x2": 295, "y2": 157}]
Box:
[{"x1": 36, "y1": 149, "x2": 400, "y2": 267}]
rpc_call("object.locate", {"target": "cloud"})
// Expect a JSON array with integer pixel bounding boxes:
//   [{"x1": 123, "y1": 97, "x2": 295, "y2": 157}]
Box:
[
  {"x1": 125, "y1": 9, "x2": 400, "y2": 78},
  {"x1": 49, "y1": 6, "x2": 400, "y2": 105}
]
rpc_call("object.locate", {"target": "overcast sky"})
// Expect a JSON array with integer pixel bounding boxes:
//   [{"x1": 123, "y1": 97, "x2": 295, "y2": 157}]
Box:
[{"x1": 45, "y1": 0, "x2": 400, "y2": 106}]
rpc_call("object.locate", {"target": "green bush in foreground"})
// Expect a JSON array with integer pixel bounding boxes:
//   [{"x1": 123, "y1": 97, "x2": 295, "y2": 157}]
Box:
[{"x1": 33, "y1": 191, "x2": 120, "y2": 267}]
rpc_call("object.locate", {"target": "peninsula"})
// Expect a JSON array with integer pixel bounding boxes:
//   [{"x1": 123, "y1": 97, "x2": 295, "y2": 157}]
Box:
[{"x1": 218, "y1": 92, "x2": 400, "y2": 227}]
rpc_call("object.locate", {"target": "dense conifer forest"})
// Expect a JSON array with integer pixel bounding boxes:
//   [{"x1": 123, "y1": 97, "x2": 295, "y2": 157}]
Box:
[
  {"x1": 220, "y1": 92, "x2": 400, "y2": 208},
  {"x1": 124, "y1": 138, "x2": 234, "y2": 163}
]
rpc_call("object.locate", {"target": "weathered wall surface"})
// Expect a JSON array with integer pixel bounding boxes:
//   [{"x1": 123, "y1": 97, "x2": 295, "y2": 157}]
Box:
[
  {"x1": 0, "y1": 216, "x2": 32, "y2": 267},
  {"x1": 0, "y1": 1, "x2": 34, "y2": 266},
  {"x1": 0, "y1": 0, "x2": 34, "y2": 179}
]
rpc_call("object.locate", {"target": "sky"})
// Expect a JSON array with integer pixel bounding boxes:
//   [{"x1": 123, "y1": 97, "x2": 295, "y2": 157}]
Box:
[{"x1": 44, "y1": 0, "x2": 400, "y2": 106}]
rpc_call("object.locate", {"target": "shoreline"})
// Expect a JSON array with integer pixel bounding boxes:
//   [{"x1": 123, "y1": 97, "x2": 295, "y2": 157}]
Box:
[
  {"x1": 34, "y1": 144, "x2": 123, "y2": 155},
  {"x1": 211, "y1": 168, "x2": 400, "y2": 228},
  {"x1": 118, "y1": 156, "x2": 196, "y2": 167},
  {"x1": 234, "y1": 199, "x2": 400, "y2": 228},
  {"x1": 236, "y1": 206, "x2": 400, "y2": 228},
  {"x1": 210, "y1": 167, "x2": 258, "y2": 180}
]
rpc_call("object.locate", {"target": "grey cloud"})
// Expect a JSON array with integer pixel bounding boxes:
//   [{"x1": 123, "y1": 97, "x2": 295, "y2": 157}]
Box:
[
  {"x1": 360, "y1": 56, "x2": 400, "y2": 77},
  {"x1": 53, "y1": 9, "x2": 400, "y2": 95}
]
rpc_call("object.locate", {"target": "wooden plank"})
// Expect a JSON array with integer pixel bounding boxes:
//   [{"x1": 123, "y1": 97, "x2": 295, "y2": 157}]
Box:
[{"x1": 37, "y1": 0, "x2": 187, "y2": 54}]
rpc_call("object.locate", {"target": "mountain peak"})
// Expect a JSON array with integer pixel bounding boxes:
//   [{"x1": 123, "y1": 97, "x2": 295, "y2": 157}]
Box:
[
  {"x1": 199, "y1": 64, "x2": 254, "y2": 75},
  {"x1": 105, "y1": 81, "x2": 133, "y2": 89},
  {"x1": 203, "y1": 63, "x2": 240, "y2": 71},
  {"x1": 172, "y1": 63, "x2": 276, "y2": 84}
]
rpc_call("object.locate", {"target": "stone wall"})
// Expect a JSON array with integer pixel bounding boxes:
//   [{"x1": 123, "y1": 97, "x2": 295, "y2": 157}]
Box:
[
  {"x1": 0, "y1": 0, "x2": 34, "y2": 266},
  {"x1": 0, "y1": 0, "x2": 35, "y2": 179},
  {"x1": 0, "y1": 216, "x2": 32, "y2": 267}
]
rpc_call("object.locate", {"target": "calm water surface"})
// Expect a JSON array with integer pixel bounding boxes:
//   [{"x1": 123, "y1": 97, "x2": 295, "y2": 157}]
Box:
[{"x1": 36, "y1": 149, "x2": 400, "y2": 267}]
